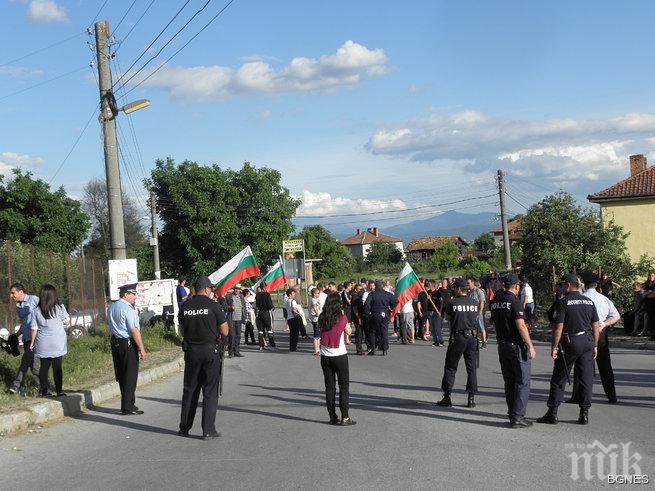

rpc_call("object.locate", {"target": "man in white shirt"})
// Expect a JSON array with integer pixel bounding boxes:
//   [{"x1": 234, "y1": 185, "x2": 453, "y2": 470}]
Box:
[
  {"x1": 520, "y1": 276, "x2": 535, "y2": 330},
  {"x1": 399, "y1": 298, "x2": 415, "y2": 344}
]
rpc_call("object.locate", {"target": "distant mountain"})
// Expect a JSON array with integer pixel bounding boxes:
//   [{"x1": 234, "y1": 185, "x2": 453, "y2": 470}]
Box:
[
  {"x1": 293, "y1": 210, "x2": 499, "y2": 242},
  {"x1": 384, "y1": 211, "x2": 498, "y2": 242}
]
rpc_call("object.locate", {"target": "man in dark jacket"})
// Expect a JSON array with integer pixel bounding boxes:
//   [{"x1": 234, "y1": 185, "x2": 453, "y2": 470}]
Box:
[{"x1": 364, "y1": 280, "x2": 398, "y2": 355}]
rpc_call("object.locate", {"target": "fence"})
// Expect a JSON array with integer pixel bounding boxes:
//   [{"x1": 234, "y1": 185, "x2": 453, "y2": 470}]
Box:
[{"x1": 0, "y1": 241, "x2": 106, "y2": 334}]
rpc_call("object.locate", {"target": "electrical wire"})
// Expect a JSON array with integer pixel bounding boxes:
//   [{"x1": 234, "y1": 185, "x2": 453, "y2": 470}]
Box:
[
  {"x1": 91, "y1": 0, "x2": 111, "y2": 26},
  {"x1": 114, "y1": 0, "x2": 217, "y2": 93},
  {"x1": 504, "y1": 191, "x2": 529, "y2": 211},
  {"x1": 112, "y1": 0, "x2": 138, "y2": 34},
  {"x1": 121, "y1": 0, "x2": 238, "y2": 97},
  {"x1": 111, "y1": 0, "x2": 193, "y2": 89},
  {"x1": 48, "y1": 105, "x2": 99, "y2": 184},
  {"x1": 0, "y1": 66, "x2": 87, "y2": 101},
  {"x1": 112, "y1": 0, "x2": 157, "y2": 54},
  {"x1": 0, "y1": 33, "x2": 84, "y2": 67}
]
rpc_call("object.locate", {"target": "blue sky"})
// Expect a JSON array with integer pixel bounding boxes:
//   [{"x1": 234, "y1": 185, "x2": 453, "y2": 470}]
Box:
[{"x1": 2, "y1": 0, "x2": 655, "y2": 230}]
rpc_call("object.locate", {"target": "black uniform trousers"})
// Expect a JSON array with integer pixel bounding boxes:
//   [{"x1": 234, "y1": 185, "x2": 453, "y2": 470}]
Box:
[
  {"x1": 111, "y1": 337, "x2": 139, "y2": 412},
  {"x1": 571, "y1": 328, "x2": 616, "y2": 402},
  {"x1": 547, "y1": 332, "x2": 594, "y2": 409},
  {"x1": 441, "y1": 332, "x2": 477, "y2": 394},
  {"x1": 244, "y1": 321, "x2": 256, "y2": 344},
  {"x1": 257, "y1": 311, "x2": 276, "y2": 348},
  {"x1": 288, "y1": 316, "x2": 302, "y2": 351},
  {"x1": 353, "y1": 317, "x2": 367, "y2": 353},
  {"x1": 369, "y1": 312, "x2": 389, "y2": 353},
  {"x1": 497, "y1": 340, "x2": 531, "y2": 421},
  {"x1": 179, "y1": 344, "x2": 222, "y2": 435}
]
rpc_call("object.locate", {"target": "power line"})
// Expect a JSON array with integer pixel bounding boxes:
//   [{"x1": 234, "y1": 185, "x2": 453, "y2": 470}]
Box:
[
  {"x1": 112, "y1": 0, "x2": 157, "y2": 54},
  {"x1": 295, "y1": 193, "x2": 498, "y2": 218},
  {"x1": 48, "y1": 106, "x2": 99, "y2": 184},
  {"x1": 91, "y1": 0, "x2": 111, "y2": 26},
  {"x1": 122, "y1": 0, "x2": 238, "y2": 97},
  {"x1": 112, "y1": 0, "x2": 138, "y2": 34},
  {"x1": 0, "y1": 32, "x2": 84, "y2": 68},
  {"x1": 111, "y1": 0, "x2": 193, "y2": 89},
  {"x1": 505, "y1": 191, "x2": 529, "y2": 211},
  {"x1": 114, "y1": 0, "x2": 218, "y2": 93},
  {"x1": 0, "y1": 66, "x2": 87, "y2": 101}
]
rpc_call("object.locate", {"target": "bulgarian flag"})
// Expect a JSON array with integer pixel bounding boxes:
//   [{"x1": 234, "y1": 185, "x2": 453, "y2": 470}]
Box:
[
  {"x1": 251, "y1": 257, "x2": 287, "y2": 293},
  {"x1": 209, "y1": 246, "x2": 261, "y2": 297},
  {"x1": 391, "y1": 262, "x2": 423, "y2": 319}
]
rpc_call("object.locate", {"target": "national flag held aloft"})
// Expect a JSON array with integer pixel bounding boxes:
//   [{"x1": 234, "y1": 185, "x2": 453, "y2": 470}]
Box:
[{"x1": 209, "y1": 246, "x2": 261, "y2": 297}]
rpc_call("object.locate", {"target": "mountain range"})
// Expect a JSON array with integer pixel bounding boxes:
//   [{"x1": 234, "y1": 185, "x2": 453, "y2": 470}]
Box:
[{"x1": 294, "y1": 210, "x2": 500, "y2": 243}]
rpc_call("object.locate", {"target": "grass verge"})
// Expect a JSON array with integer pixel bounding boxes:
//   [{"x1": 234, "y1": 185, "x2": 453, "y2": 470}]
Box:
[{"x1": 0, "y1": 324, "x2": 181, "y2": 412}]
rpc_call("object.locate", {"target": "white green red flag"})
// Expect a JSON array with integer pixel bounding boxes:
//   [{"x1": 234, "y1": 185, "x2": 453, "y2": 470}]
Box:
[
  {"x1": 251, "y1": 257, "x2": 287, "y2": 293},
  {"x1": 391, "y1": 262, "x2": 423, "y2": 318},
  {"x1": 209, "y1": 246, "x2": 261, "y2": 297}
]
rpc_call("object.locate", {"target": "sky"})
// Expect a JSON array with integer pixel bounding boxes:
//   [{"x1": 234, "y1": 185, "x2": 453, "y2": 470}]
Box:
[{"x1": 2, "y1": 0, "x2": 655, "y2": 233}]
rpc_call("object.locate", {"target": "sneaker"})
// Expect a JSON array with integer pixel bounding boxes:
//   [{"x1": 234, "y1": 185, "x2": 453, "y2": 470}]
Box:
[
  {"x1": 8, "y1": 385, "x2": 18, "y2": 395},
  {"x1": 481, "y1": 342, "x2": 487, "y2": 350},
  {"x1": 19, "y1": 388, "x2": 28, "y2": 397},
  {"x1": 438, "y1": 343, "x2": 444, "y2": 347},
  {"x1": 340, "y1": 417, "x2": 357, "y2": 426}
]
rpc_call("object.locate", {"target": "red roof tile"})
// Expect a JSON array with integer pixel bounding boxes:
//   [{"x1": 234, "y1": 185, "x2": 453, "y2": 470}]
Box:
[
  {"x1": 588, "y1": 165, "x2": 655, "y2": 202},
  {"x1": 406, "y1": 236, "x2": 468, "y2": 252},
  {"x1": 341, "y1": 229, "x2": 402, "y2": 245}
]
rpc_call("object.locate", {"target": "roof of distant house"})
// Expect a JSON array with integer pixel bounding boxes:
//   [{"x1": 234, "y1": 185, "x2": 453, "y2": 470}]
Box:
[
  {"x1": 588, "y1": 165, "x2": 655, "y2": 202},
  {"x1": 406, "y1": 236, "x2": 468, "y2": 252},
  {"x1": 341, "y1": 228, "x2": 402, "y2": 246},
  {"x1": 493, "y1": 218, "x2": 522, "y2": 234}
]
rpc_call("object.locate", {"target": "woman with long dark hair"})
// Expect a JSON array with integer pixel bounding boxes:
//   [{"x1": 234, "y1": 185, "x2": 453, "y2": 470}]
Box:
[
  {"x1": 318, "y1": 292, "x2": 355, "y2": 426},
  {"x1": 29, "y1": 284, "x2": 70, "y2": 397}
]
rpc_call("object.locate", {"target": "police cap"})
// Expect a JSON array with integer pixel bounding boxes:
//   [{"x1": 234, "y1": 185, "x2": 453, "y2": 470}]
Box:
[
  {"x1": 561, "y1": 273, "x2": 579, "y2": 285},
  {"x1": 581, "y1": 271, "x2": 600, "y2": 284},
  {"x1": 118, "y1": 282, "x2": 138, "y2": 295},
  {"x1": 194, "y1": 276, "x2": 213, "y2": 290},
  {"x1": 453, "y1": 277, "x2": 467, "y2": 289},
  {"x1": 503, "y1": 273, "x2": 520, "y2": 286}
]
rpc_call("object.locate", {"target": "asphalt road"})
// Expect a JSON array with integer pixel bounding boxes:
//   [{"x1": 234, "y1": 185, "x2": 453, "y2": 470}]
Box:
[{"x1": 1, "y1": 321, "x2": 653, "y2": 490}]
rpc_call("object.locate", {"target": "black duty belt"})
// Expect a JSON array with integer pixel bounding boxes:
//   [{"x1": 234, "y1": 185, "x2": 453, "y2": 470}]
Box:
[{"x1": 455, "y1": 329, "x2": 476, "y2": 336}]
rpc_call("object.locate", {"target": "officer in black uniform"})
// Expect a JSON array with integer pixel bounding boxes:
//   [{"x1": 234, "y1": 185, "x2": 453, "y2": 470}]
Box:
[
  {"x1": 490, "y1": 274, "x2": 536, "y2": 428},
  {"x1": 537, "y1": 273, "x2": 601, "y2": 425},
  {"x1": 178, "y1": 276, "x2": 229, "y2": 439},
  {"x1": 364, "y1": 280, "x2": 398, "y2": 355},
  {"x1": 255, "y1": 283, "x2": 276, "y2": 349},
  {"x1": 437, "y1": 278, "x2": 480, "y2": 408}
]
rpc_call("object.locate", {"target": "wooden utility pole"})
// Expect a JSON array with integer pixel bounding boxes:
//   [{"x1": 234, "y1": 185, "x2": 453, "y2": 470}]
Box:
[{"x1": 497, "y1": 169, "x2": 511, "y2": 270}]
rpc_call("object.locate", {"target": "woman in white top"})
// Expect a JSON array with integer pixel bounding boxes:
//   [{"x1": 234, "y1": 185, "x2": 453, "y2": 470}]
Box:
[
  {"x1": 285, "y1": 288, "x2": 302, "y2": 352},
  {"x1": 29, "y1": 284, "x2": 70, "y2": 397}
]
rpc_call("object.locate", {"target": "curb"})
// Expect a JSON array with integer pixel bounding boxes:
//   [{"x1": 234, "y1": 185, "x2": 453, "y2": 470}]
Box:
[
  {"x1": 531, "y1": 330, "x2": 654, "y2": 350},
  {"x1": 0, "y1": 355, "x2": 184, "y2": 437}
]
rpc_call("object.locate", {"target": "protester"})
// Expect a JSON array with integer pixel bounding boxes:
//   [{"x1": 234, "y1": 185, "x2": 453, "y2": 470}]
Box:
[
  {"x1": 29, "y1": 284, "x2": 69, "y2": 397},
  {"x1": 227, "y1": 285, "x2": 246, "y2": 358},
  {"x1": 318, "y1": 292, "x2": 355, "y2": 426},
  {"x1": 399, "y1": 296, "x2": 415, "y2": 344},
  {"x1": 467, "y1": 277, "x2": 487, "y2": 349},
  {"x1": 285, "y1": 288, "x2": 303, "y2": 351},
  {"x1": 8, "y1": 283, "x2": 40, "y2": 396},
  {"x1": 243, "y1": 288, "x2": 257, "y2": 345},
  {"x1": 255, "y1": 283, "x2": 276, "y2": 350},
  {"x1": 309, "y1": 288, "x2": 322, "y2": 356},
  {"x1": 520, "y1": 275, "x2": 535, "y2": 332},
  {"x1": 176, "y1": 276, "x2": 190, "y2": 307},
  {"x1": 351, "y1": 284, "x2": 368, "y2": 355}
]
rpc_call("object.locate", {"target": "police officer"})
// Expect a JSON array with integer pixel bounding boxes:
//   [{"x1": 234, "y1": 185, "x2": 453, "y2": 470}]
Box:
[
  {"x1": 178, "y1": 276, "x2": 229, "y2": 439},
  {"x1": 436, "y1": 278, "x2": 479, "y2": 408},
  {"x1": 537, "y1": 274, "x2": 601, "y2": 425},
  {"x1": 364, "y1": 280, "x2": 398, "y2": 355},
  {"x1": 490, "y1": 274, "x2": 536, "y2": 428},
  {"x1": 567, "y1": 272, "x2": 620, "y2": 404},
  {"x1": 107, "y1": 283, "x2": 147, "y2": 415}
]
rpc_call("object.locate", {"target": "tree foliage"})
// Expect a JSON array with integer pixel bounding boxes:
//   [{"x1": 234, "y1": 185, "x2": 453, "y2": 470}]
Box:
[
  {"x1": 365, "y1": 241, "x2": 403, "y2": 266},
  {"x1": 519, "y1": 191, "x2": 647, "y2": 311},
  {"x1": 82, "y1": 178, "x2": 148, "y2": 263},
  {"x1": 431, "y1": 241, "x2": 460, "y2": 272},
  {"x1": 473, "y1": 233, "x2": 496, "y2": 256},
  {"x1": 148, "y1": 159, "x2": 299, "y2": 277},
  {"x1": 294, "y1": 225, "x2": 354, "y2": 279},
  {"x1": 0, "y1": 170, "x2": 89, "y2": 254}
]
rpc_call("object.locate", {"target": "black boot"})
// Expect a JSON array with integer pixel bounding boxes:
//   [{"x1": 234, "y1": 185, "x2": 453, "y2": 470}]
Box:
[
  {"x1": 467, "y1": 393, "x2": 476, "y2": 408},
  {"x1": 436, "y1": 394, "x2": 452, "y2": 407},
  {"x1": 536, "y1": 407, "x2": 558, "y2": 424},
  {"x1": 578, "y1": 407, "x2": 589, "y2": 425}
]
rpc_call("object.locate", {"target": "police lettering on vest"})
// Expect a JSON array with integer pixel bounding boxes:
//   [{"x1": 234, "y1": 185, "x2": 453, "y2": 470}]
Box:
[
  {"x1": 490, "y1": 290, "x2": 524, "y2": 343},
  {"x1": 179, "y1": 296, "x2": 226, "y2": 346}
]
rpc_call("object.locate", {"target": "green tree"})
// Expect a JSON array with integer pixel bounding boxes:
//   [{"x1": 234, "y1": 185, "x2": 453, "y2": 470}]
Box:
[
  {"x1": 148, "y1": 158, "x2": 299, "y2": 277},
  {"x1": 431, "y1": 241, "x2": 460, "y2": 271},
  {"x1": 295, "y1": 225, "x2": 355, "y2": 279},
  {"x1": 365, "y1": 241, "x2": 403, "y2": 266},
  {"x1": 461, "y1": 256, "x2": 493, "y2": 279},
  {"x1": 473, "y1": 233, "x2": 496, "y2": 257},
  {"x1": 0, "y1": 170, "x2": 89, "y2": 254},
  {"x1": 519, "y1": 191, "x2": 648, "y2": 311}
]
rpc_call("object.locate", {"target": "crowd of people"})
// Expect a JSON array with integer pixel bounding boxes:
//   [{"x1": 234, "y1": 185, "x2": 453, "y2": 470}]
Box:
[{"x1": 5, "y1": 266, "x2": 655, "y2": 438}]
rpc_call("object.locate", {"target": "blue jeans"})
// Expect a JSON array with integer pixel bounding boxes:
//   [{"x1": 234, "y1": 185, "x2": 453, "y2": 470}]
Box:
[{"x1": 427, "y1": 311, "x2": 443, "y2": 344}]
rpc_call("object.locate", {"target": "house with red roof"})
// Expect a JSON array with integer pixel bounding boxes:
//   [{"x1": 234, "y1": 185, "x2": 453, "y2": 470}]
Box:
[{"x1": 340, "y1": 227, "x2": 404, "y2": 259}]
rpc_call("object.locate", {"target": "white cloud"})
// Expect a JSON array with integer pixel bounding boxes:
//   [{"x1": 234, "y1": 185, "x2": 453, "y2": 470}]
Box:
[
  {"x1": 142, "y1": 40, "x2": 389, "y2": 101},
  {"x1": 0, "y1": 151, "x2": 44, "y2": 176},
  {"x1": 295, "y1": 190, "x2": 408, "y2": 217},
  {"x1": 0, "y1": 66, "x2": 44, "y2": 77},
  {"x1": 28, "y1": 0, "x2": 67, "y2": 23},
  {"x1": 366, "y1": 111, "x2": 655, "y2": 182}
]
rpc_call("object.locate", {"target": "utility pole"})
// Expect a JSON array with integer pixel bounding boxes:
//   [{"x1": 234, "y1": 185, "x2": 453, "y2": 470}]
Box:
[
  {"x1": 150, "y1": 191, "x2": 161, "y2": 279},
  {"x1": 497, "y1": 169, "x2": 512, "y2": 270},
  {"x1": 95, "y1": 20, "x2": 127, "y2": 260}
]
